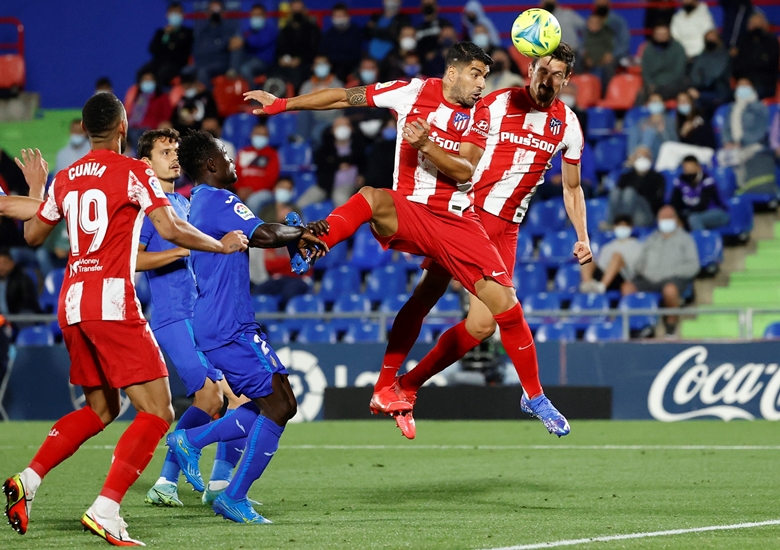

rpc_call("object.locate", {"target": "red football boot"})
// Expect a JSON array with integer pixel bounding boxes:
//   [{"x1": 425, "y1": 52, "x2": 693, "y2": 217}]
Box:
[
  {"x1": 3, "y1": 474, "x2": 31, "y2": 535},
  {"x1": 394, "y1": 411, "x2": 417, "y2": 440},
  {"x1": 369, "y1": 381, "x2": 413, "y2": 415}
]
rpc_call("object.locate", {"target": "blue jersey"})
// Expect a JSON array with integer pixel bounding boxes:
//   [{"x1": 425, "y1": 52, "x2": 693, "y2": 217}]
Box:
[
  {"x1": 139, "y1": 192, "x2": 197, "y2": 330},
  {"x1": 188, "y1": 184, "x2": 264, "y2": 351}
]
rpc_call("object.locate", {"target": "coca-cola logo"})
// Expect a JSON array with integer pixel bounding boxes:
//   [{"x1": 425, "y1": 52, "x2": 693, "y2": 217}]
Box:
[{"x1": 648, "y1": 346, "x2": 780, "y2": 421}]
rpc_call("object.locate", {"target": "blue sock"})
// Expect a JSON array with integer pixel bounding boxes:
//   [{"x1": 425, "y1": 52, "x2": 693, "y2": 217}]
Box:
[
  {"x1": 160, "y1": 406, "x2": 212, "y2": 483},
  {"x1": 186, "y1": 402, "x2": 260, "y2": 450},
  {"x1": 225, "y1": 416, "x2": 284, "y2": 501},
  {"x1": 210, "y1": 410, "x2": 247, "y2": 483}
]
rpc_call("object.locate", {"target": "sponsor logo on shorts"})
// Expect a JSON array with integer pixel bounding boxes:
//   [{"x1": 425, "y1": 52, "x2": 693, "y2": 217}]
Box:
[
  {"x1": 69, "y1": 258, "x2": 103, "y2": 276},
  {"x1": 234, "y1": 202, "x2": 254, "y2": 221}
]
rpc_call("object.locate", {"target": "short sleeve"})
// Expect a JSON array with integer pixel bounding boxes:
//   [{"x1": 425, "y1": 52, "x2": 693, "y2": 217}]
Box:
[
  {"x1": 213, "y1": 195, "x2": 264, "y2": 238},
  {"x1": 366, "y1": 79, "x2": 424, "y2": 114},
  {"x1": 562, "y1": 108, "x2": 584, "y2": 165},
  {"x1": 37, "y1": 176, "x2": 61, "y2": 225},
  {"x1": 127, "y1": 164, "x2": 171, "y2": 214},
  {"x1": 139, "y1": 215, "x2": 155, "y2": 247},
  {"x1": 462, "y1": 103, "x2": 490, "y2": 150}
]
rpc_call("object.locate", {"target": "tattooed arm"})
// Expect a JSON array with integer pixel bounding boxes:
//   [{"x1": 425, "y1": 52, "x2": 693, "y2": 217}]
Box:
[{"x1": 244, "y1": 86, "x2": 368, "y2": 114}]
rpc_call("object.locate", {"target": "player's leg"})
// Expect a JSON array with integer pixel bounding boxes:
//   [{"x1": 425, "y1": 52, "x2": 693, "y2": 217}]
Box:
[{"x1": 317, "y1": 187, "x2": 398, "y2": 249}]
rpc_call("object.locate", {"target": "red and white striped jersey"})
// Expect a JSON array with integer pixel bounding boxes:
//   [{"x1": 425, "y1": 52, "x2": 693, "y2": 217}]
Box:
[
  {"x1": 37, "y1": 149, "x2": 171, "y2": 327},
  {"x1": 472, "y1": 87, "x2": 584, "y2": 223},
  {"x1": 366, "y1": 78, "x2": 489, "y2": 215}
]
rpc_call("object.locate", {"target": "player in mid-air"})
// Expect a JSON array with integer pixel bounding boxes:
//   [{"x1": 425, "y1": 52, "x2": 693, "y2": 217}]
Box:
[
  {"x1": 133, "y1": 128, "x2": 250, "y2": 507},
  {"x1": 3, "y1": 92, "x2": 248, "y2": 546},
  {"x1": 165, "y1": 130, "x2": 328, "y2": 524},
  {"x1": 244, "y1": 42, "x2": 586, "y2": 438},
  {"x1": 370, "y1": 43, "x2": 589, "y2": 438}
]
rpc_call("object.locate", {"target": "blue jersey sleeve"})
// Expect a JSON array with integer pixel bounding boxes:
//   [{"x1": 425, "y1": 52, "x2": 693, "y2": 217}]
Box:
[
  {"x1": 213, "y1": 195, "x2": 264, "y2": 239},
  {"x1": 139, "y1": 215, "x2": 155, "y2": 247}
]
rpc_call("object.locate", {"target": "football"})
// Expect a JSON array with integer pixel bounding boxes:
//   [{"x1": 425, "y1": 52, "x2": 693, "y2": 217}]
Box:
[{"x1": 511, "y1": 8, "x2": 562, "y2": 58}]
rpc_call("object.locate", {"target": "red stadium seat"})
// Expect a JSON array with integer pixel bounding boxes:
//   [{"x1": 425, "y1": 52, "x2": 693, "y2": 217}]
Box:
[
  {"x1": 0, "y1": 54, "x2": 25, "y2": 90},
  {"x1": 597, "y1": 74, "x2": 642, "y2": 111},
  {"x1": 123, "y1": 84, "x2": 138, "y2": 109},
  {"x1": 569, "y1": 74, "x2": 601, "y2": 108},
  {"x1": 508, "y1": 47, "x2": 533, "y2": 79},
  {"x1": 168, "y1": 84, "x2": 185, "y2": 107},
  {"x1": 211, "y1": 75, "x2": 250, "y2": 118}
]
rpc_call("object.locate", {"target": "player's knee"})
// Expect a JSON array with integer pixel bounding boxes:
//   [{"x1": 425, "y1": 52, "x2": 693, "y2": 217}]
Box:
[
  {"x1": 159, "y1": 404, "x2": 176, "y2": 426},
  {"x1": 91, "y1": 405, "x2": 119, "y2": 426},
  {"x1": 194, "y1": 380, "x2": 224, "y2": 417},
  {"x1": 468, "y1": 320, "x2": 497, "y2": 341}
]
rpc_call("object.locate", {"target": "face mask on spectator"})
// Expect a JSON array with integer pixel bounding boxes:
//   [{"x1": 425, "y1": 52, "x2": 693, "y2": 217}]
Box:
[
  {"x1": 704, "y1": 40, "x2": 718, "y2": 51},
  {"x1": 184, "y1": 87, "x2": 198, "y2": 98},
  {"x1": 441, "y1": 37, "x2": 455, "y2": 49},
  {"x1": 471, "y1": 33, "x2": 490, "y2": 50},
  {"x1": 543, "y1": 1, "x2": 557, "y2": 13},
  {"x1": 333, "y1": 126, "x2": 352, "y2": 141},
  {"x1": 359, "y1": 119, "x2": 383, "y2": 138},
  {"x1": 332, "y1": 17, "x2": 350, "y2": 30},
  {"x1": 360, "y1": 69, "x2": 378, "y2": 84},
  {"x1": 492, "y1": 61, "x2": 506, "y2": 73},
  {"x1": 400, "y1": 37, "x2": 417, "y2": 51},
  {"x1": 633, "y1": 156, "x2": 652, "y2": 174},
  {"x1": 314, "y1": 63, "x2": 331, "y2": 79},
  {"x1": 275, "y1": 188, "x2": 293, "y2": 204},
  {"x1": 648, "y1": 101, "x2": 665, "y2": 115},
  {"x1": 252, "y1": 135, "x2": 269, "y2": 149},
  {"x1": 422, "y1": 4, "x2": 435, "y2": 16},
  {"x1": 404, "y1": 64, "x2": 420, "y2": 77},
  {"x1": 682, "y1": 4, "x2": 696, "y2": 13},
  {"x1": 559, "y1": 94, "x2": 576, "y2": 108},
  {"x1": 680, "y1": 172, "x2": 699, "y2": 184},
  {"x1": 382, "y1": 126, "x2": 397, "y2": 140},
  {"x1": 168, "y1": 13, "x2": 184, "y2": 27},
  {"x1": 613, "y1": 225, "x2": 632, "y2": 240},
  {"x1": 658, "y1": 219, "x2": 677, "y2": 233},
  {"x1": 70, "y1": 134, "x2": 87, "y2": 148},
  {"x1": 139, "y1": 80, "x2": 156, "y2": 94},
  {"x1": 734, "y1": 85, "x2": 756, "y2": 102},
  {"x1": 677, "y1": 103, "x2": 691, "y2": 116},
  {"x1": 594, "y1": 6, "x2": 609, "y2": 17},
  {"x1": 250, "y1": 16, "x2": 265, "y2": 29}
]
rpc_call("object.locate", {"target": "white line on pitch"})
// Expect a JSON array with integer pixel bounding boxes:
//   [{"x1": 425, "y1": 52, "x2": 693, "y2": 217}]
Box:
[
  {"x1": 483, "y1": 519, "x2": 780, "y2": 550},
  {"x1": 2, "y1": 444, "x2": 780, "y2": 451}
]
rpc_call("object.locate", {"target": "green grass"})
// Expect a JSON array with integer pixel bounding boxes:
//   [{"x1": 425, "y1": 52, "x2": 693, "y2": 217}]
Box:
[{"x1": 1, "y1": 420, "x2": 779, "y2": 549}]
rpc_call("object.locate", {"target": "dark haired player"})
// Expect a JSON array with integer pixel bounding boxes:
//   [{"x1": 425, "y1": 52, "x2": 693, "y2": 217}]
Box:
[
  {"x1": 3, "y1": 92, "x2": 248, "y2": 546},
  {"x1": 245, "y1": 42, "x2": 575, "y2": 438},
  {"x1": 166, "y1": 130, "x2": 328, "y2": 524},
  {"x1": 373, "y1": 43, "x2": 591, "y2": 438}
]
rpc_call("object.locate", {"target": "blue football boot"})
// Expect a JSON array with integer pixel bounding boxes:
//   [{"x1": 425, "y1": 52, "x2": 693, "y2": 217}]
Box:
[
  {"x1": 213, "y1": 493, "x2": 272, "y2": 524},
  {"x1": 165, "y1": 431, "x2": 204, "y2": 492},
  {"x1": 520, "y1": 393, "x2": 571, "y2": 437},
  {"x1": 284, "y1": 212, "x2": 310, "y2": 275}
]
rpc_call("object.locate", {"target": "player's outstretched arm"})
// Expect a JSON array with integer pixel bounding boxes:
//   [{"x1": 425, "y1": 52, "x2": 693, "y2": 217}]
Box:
[
  {"x1": 148, "y1": 205, "x2": 248, "y2": 254},
  {"x1": 402, "y1": 118, "x2": 484, "y2": 185},
  {"x1": 244, "y1": 86, "x2": 368, "y2": 115},
  {"x1": 135, "y1": 243, "x2": 189, "y2": 272},
  {"x1": 561, "y1": 161, "x2": 592, "y2": 265},
  {"x1": 15, "y1": 148, "x2": 49, "y2": 200},
  {"x1": 0, "y1": 196, "x2": 42, "y2": 221},
  {"x1": 249, "y1": 224, "x2": 329, "y2": 260}
]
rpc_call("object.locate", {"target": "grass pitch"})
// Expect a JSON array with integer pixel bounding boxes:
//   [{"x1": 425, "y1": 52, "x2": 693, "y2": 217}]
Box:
[{"x1": 0, "y1": 419, "x2": 778, "y2": 549}]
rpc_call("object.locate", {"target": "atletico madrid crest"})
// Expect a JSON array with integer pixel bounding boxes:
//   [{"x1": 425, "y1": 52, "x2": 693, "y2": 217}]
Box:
[
  {"x1": 453, "y1": 112, "x2": 470, "y2": 131},
  {"x1": 549, "y1": 117, "x2": 562, "y2": 136}
]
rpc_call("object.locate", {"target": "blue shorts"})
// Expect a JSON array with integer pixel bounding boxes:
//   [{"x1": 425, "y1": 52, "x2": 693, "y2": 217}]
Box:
[
  {"x1": 203, "y1": 330, "x2": 288, "y2": 399},
  {"x1": 154, "y1": 319, "x2": 224, "y2": 397}
]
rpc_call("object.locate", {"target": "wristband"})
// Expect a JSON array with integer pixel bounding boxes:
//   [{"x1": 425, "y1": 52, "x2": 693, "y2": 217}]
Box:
[{"x1": 264, "y1": 97, "x2": 288, "y2": 115}]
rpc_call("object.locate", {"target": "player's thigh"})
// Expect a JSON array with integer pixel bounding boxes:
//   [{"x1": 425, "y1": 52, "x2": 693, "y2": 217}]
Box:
[
  {"x1": 221, "y1": 378, "x2": 251, "y2": 408},
  {"x1": 155, "y1": 319, "x2": 224, "y2": 398},
  {"x1": 360, "y1": 187, "x2": 398, "y2": 237},
  {"x1": 123, "y1": 377, "x2": 175, "y2": 424},
  {"x1": 464, "y1": 293, "x2": 497, "y2": 340},
  {"x1": 83, "y1": 384, "x2": 122, "y2": 425},
  {"x1": 473, "y1": 278, "x2": 519, "y2": 315}
]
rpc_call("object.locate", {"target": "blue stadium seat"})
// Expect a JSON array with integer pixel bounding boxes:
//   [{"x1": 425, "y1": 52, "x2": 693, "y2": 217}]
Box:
[
  {"x1": 763, "y1": 322, "x2": 780, "y2": 340},
  {"x1": 713, "y1": 166, "x2": 737, "y2": 200},
  {"x1": 712, "y1": 103, "x2": 730, "y2": 148},
  {"x1": 24, "y1": 267, "x2": 39, "y2": 294},
  {"x1": 521, "y1": 292, "x2": 561, "y2": 330},
  {"x1": 426, "y1": 292, "x2": 462, "y2": 332},
  {"x1": 622, "y1": 106, "x2": 649, "y2": 133},
  {"x1": 40, "y1": 268, "x2": 65, "y2": 313},
  {"x1": 589, "y1": 230, "x2": 614, "y2": 259},
  {"x1": 659, "y1": 170, "x2": 679, "y2": 203},
  {"x1": 222, "y1": 113, "x2": 258, "y2": 151},
  {"x1": 263, "y1": 322, "x2": 290, "y2": 344},
  {"x1": 515, "y1": 232, "x2": 535, "y2": 265},
  {"x1": 344, "y1": 322, "x2": 382, "y2": 343},
  {"x1": 296, "y1": 322, "x2": 337, "y2": 343},
  {"x1": 366, "y1": 265, "x2": 406, "y2": 303},
  {"x1": 584, "y1": 321, "x2": 624, "y2": 342},
  {"x1": 514, "y1": 263, "x2": 548, "y2": 297},
  {"x1": 284, "y1": 294, "x2": 325, "y2": 331},
  {"x1": 417, "y1": 325, "x2": 435, "y2": 343},
  {"x1": 16, "y1": 325, "x2": 55, "y2": 346},
  {"x1": 568, "y1": 292, "x2": 609, "y2": 328},
  {"x1": 539, "y1": 230, "x2": 577, "y2": 266},
  {"x1": 49, "y1": 319, "x2": 62, "y2": 341},
  {"x1": 313, "y1": 237, "x2": 347, "y2": 271},
  {"x1": 301, "y1": 200, "x2": 333, "y2": 224},
  {"x1": 431, "y1": 292, "x2": 461, "y2": 314},
  {"x1": 266, "y1": 111, "x2": 299, "y2": 147},
  {"x1": 332, "y1": 293, "x2": 371, "y2": 332},
  {"x1": 585, "y1": 107, "x2": 616, "y2": 140},
  {"x1": 619, "y1": 292, "x2": 658, "y2": 332},
  {"x1": 593, "y1": 135, "x2": 627, "y2": 174},
  {"x1": 252, "y1": 294, "x2": 281, "y2": 314},
  {"x1": 585, "y1": 198, "x2": 609, "y2": 234},
  {"x1": 135, "y1": 275, "x2": 151, "y2": 307},
  {"x1": 380, "y1": 293, "x2": 411, "y2": 314},
  {"x1": 318, "y1": 265, "x2": 361, "y2": 302},
  {"x1": 553, "y1": 263, "x2": 581, "y2": 295},
  {"x1": 523, "y1": 199, "x2": 567, "y2": 237},
  {"x1": 718, "y1": 196, "x2": 753, "y2": 241},
  {"x1": 350, "y1": 225, "x2": 391, "y2": 270},
  {"x1": 535, "y1": 322, "x2": 576, "y2": 342},
  {"x1": 392, "y1": 252, "x2": 424, "y2": 272},
  {"x1": 278, "y1": 140, "x2": 313, "y2": 172},
  {"x1": 692, "y1": 230, "x2": 723, "y2": 275},
  {"x1": 292, "y1": 172, "x2": 317, "y2": 198}
]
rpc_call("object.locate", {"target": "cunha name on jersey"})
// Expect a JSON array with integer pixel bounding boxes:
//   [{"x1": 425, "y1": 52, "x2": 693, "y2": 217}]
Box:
[
  {"x1": 499, "y1": 131, "x2": 557, "y2": 154},
  {"x1": 68, "y1": 162, "x2": 107, "y2": 180}
]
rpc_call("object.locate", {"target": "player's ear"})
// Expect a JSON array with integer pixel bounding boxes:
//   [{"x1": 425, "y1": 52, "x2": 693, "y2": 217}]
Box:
[{"x1": 205, "y1": 156, "x2": 217, "y2": 174}]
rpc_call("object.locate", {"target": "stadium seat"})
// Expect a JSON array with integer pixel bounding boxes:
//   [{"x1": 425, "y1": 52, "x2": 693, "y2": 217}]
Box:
[
  {"x1": 252, "y1": 294, "x2": 281, "y2": 314},
  {"x1": 292, "y1": 172, "x2": 317, "y2": 198},
  {"x1": 380, "y1": 293, "x2": 411, "y2": 314},
  {"x1": 350, "y1": 225, "x2": 390, "y2": 271},
  {"x1": 267, "y1": 111, "x2": 299, "y2": 147},
  {"x1": 314, "y1": 238, "x2": 347, "y2": 271},
  {"x1": 584, "y1": 321, "x2": 624, "y2": 342},
  {"x1": 49, "y1": 319, "x2": 62, "y2": 341},
  {"x1": 718, "y1": 196, "x2": 753, "y2": 242},
  {"x1": 712, "y1": 104, "x2": 730, "y2": 148},
  {"x1": 211, "y1": 75, "x2": 250, "y2": 118},
  {"x1": 223, "y1": 113, "x2": 258, "y2": 151},
  {"x1": 366, "y1": 265, "x2": 406, "y2": 303},
  {"x1": 0, "y1": 54, "x2": 25, "y2": 91},
  {"x1": 692, "y1": 230, "x2": 723, "y2": 275},
  {"x1": 514, "y1": 263, "x2": 549, "y2": 297},
  {"x1": 134, "y1": 275, "x2": 151, "y2": 307},
  {"x1": 568, "y1": 293, "x2": 609, "y2": 328},
  {"x1": 331, "y1": 293, "x2": 371, "y2": 332},
  {"x1": 278, "y1": 140, "x2": 313, "y2": 172},
  {"x1": 417, "y1": 325, "x2": 435, "y2": 343},
  {"x1": 585, "y1": 107, "x2": 616, "y2": 140},
  {"x1": 344, "y1": 322, "x2": 382, "y2": 343},
  {"x1": 713, "y1": 166, "x2": 737, "y2": 200},
  {"x1": 553, "y1": 263, "x2": 581, "y2": 294},
  {"x1": 284, "y1": 294, "x2": 325, "y2": 331},
  {"x1": 597, "y1": 74, "x2": 643, "y2": 110},
  {"x1": 318, "y1": 265, "x2": 361, "y2": 303},
  {"x1": 431, "y1": 292, "x2": 461, "y2": 314},
  {"x1": 40, "y1": 268, "x2": 65, "y2": 313},
  {"x1": 535, "y1": 322, "x2": 576, "y2": 342},
  {"x1": 168, "y1": 84, "x2": 185, "y2": 107},
  {"x1": 296, "y1": 322, "x2": 337, "y2": 344},
  {"x1": 521, "y1": 292, "x2": 561, "y2": 330},
  {"x1": 263, "y1": 322, "x2": 290, "y2": 344},
  {"x1": 622, "y1": 106, "x2": 649, "y2": 133},
  {"x1": 392, "y1": 252, "x2": 424, "y2": 272},
  {"x1": 15, "y1": 325, "x2": 54, "y2": 346},
  {"x1": 568, "y1": 74, "x2": 601, "y2": 108},
  {"x1": 539, "y1": 230, "x2": 577, "y2": 266},
  {"x1": 301, "y1": 201, "x2": 333, "y2": 224},
  {"x1": 523, "y1": 199, "x2": 567, "y2": 237},
  {"x1": 618, "y1": 292, "x2": 658, "y2": 332},
  {"x1": 515, "y1": 232, "x2": 535, "y2": 265},
  {"x1": 585, "y1": 198, "x2": 609, "y2": 234},
  {"x1": 763, "y1": 322, "x2": 780, "y2": 340},
  {"x1": 593, "y1": 135, "x2": 627, "y2": 174},
  {"x1": 589, "y1": 230, "x2": 614, "y2": 259}
]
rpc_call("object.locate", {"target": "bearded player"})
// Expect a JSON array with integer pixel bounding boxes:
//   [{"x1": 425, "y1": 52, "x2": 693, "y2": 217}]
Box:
[{"x1": 245, "y1": 42, "x2": 581, "y2": 437}]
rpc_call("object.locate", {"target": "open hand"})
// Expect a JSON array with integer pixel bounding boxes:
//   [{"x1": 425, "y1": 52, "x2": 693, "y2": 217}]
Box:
[
  {"x1": 243, "y1": 90, "x2": 281, "y2": 115},
  {"x1": 220, "y1": 230, "x2": 249, "y2": 253},
  {"x1": 298, "y1": 229, "x2": 329, "y2": 261},
  {"x1": 402, "y1": 118, "x2": 431, "y2": 150},
  {"x1": 573, "y1": 241, "x2": 593, "y2": 265},
  {"x1": 15, "y1": 148, "x2": 49, "y2": 199}
]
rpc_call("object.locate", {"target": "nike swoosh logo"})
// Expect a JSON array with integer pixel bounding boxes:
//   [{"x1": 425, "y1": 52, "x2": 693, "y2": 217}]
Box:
[
  {"x1": 412, "y1": 108, "x2": 420, "y2": 114},
  {"x1": 518, "y1": 342, "x2": 534, "y2": 350},
  {"x1": 236, "y1": 420, "x2": 246, "y2": 434},
  {"x1": 234, "y1": 448, "x2": 244, "y2": 454},
  {"x1": 382, "y1": 366, "x2": 396, "y2": 369},
  {"x1": 491, "y1": 271, "x2": 505, "y2": 277}
]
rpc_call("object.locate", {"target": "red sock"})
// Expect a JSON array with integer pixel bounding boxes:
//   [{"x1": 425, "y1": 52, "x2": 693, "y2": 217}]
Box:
[
  {"x1": 376, "y1": 295, "x2": 432, "y2": 389},
  {"x1": 99, "y1": 412, "x2": 170, "y2": 503},
  {"x1": 493, "y1": 303, "x2": 543, "y2": 398},
  {"x1": 29, "y1": 406, "x2": 105, "y2": 479},
  {"x1": 320, "y1": 193, "x2": 373, "y2": 249},
  {"x1": 400, "y1": 321, "x2": 481, "y2": 392}
]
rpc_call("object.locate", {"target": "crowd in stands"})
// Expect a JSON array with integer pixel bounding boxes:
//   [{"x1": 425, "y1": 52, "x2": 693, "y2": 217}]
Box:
[{"x1": 2, "y1": 0, "x2": 780, "y2": 343}]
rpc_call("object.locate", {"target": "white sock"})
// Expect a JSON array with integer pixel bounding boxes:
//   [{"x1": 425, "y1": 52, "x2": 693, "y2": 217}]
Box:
[
  {"x1": 207, "y1": 480, "x2": 229, "y2": 491},
  {"x1": 93, "y1": 495, "x2": 120, "y2": 519},
  {"x1": 20, "y1": 468, "x2": 41, "y2": 498},
  {"x1": 156, "y1": 476, "x2": 176, "y2": 486}
]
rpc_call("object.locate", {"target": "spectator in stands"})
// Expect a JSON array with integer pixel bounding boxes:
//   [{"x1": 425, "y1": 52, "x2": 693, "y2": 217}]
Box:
[
  {"x1": 236, "y1": 123, "x2": 280, "y2": 214},
  {"x1": 670, "y1": 0, "x2": 715, "y2": 60},
  {"x1": 675, "y1": 91, "x2": 716, "y2": 149},
  {"x1": 276, "y1": 0, "x2": 321, "y2": 92},
  {"x1": 201, "y1": 116, "x2": 236, "y2": 159},
  {"x1": 537, "y1": 142, "x2": 597, "y2": 201},
  {"x1": 94, "y1": 77, "x2": 113, "y2": 95},
  {"x1": 417, "y1": 0, "x2": 453, "y2": 62},
  {"x1": 579, "y1": 14, "x2": 616, "y2": 93},
  {"x1": 231, "y1": 4, "x2": 278, "y2": 85},
  {"x1": 720, "y1": 78, "x2": 777, "y2": 195},
  {"x1": 541, "y1": 0, "x2": 585, "y2": 52},
  {"x1": 688, "y1": 29, "x2": 732, "y2": 118},
  {"x1": 381, "y1": 25, "x2": 420, "y2": 81},
  {"x1": 298, "y1": 55, "x2": 345, "y2": 147},
  {"x1": 0, "y1": 248, "x2": 40, "y2": 316},
  {"x1": 320, "y1": 3, "x2": 364, "y2": 83},
  {"x1": 643, "y1": 5, "x2": 675, "y2": 31},
  {"x1": 192, "y1": 0, "x2": 239, "y2": 86},
  {"x1": 731, "y1": 12, "x2": 780, "y2": 101},
  {"x1": 461, "y1": 1, "x2": 500, "y2": 48},
  {"x1": 558, "y1": 82, "x2": 587, "y2": 130},
  {"x1": 259, "y1": 176, "x2": 298, "y2": 222},
  {"x1": 639, "y1": 24, "x2": 687, "y2": 103},
  {"x1": 628, "y1": 93, "x2": 677, "y2": 161},
  {"x1": 670, "y1": 155, "x2": 729, "y2": 231},
  {"x1": 607, "y1": 145, "x2": 666, "y2": 228},
  {"x1": 593, "y1": 0, "x2": 630, "y2": 62},
  {"x1": 142, "y1": 2, "x2": 194, "y2": 86},
  {"x1": 37, "y1": 221, "x2": 69, "y2": 277},
  {"x1": 365, "y1": 0, "x2": 411, "y2": 62},
  {"x1": 423, "y1": 26, "x2": 460, "y2": 78},
  {"x1": 126, "y1": 71, "x2": 173, "y2": 149},
  {"x1": 344, "y1": 58, "x2": 389, "y2": 142},
  {"x1": 402, "y1": 52, "x2": 424, "y2": 80},
  {"x1": 170, "y1": 72, "x2": 219, "y2": 135},
  {"x1": 771, "y1": 110, "x2": 780, "y2": 163},
  {"x1": 483, "y1": 47, "x2": 524, "y2": 95},
  {"x1": 625, "y1": 205, "x2": 700, "y2": 336},
  {"x1": 364, "y1": 118, "x2": 398, "y2": 190},
  {"x1": 55, "y1": 119, "x2": 90, "y2": 174},
  {"x1": 580, "y1": 215, "x2": 643, "y2": 294}
]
